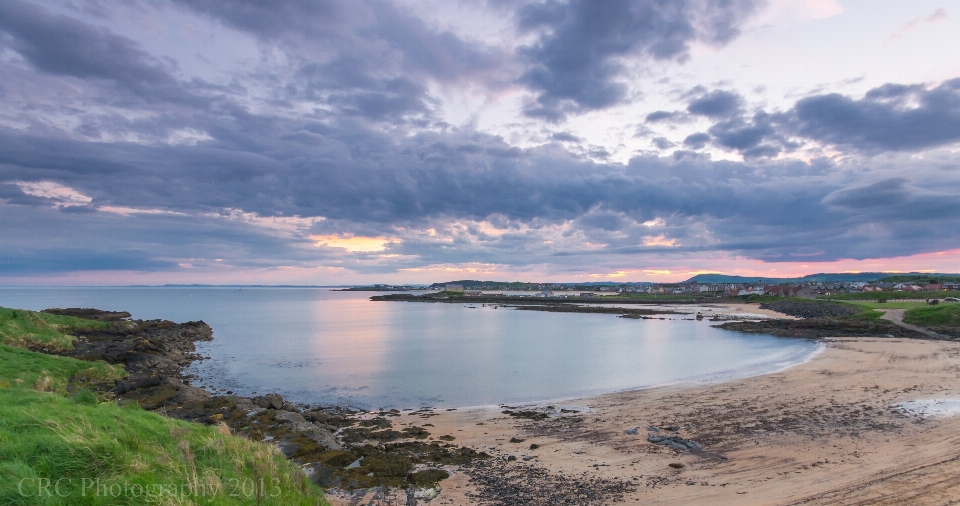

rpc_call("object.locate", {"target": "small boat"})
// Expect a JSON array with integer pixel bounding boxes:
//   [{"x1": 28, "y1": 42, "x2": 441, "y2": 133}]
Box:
[{"x1": 619, "y1": 314, "x2": 641, "y2": 319}]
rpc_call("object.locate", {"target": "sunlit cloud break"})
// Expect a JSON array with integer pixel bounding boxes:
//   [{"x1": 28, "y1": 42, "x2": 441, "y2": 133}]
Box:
[{"x1": 310, "y1": 234, "x2": 400, "y2": 253}]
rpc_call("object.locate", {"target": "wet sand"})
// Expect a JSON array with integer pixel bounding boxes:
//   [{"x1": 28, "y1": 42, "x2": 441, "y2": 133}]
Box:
[{"x1": 424, "y1": 336, "x2": 960, "y2": 505}]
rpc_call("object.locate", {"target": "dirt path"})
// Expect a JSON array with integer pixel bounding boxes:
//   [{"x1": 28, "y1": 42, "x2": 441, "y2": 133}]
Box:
[{"x1": 878, "y1": 308, "x2": 946, "y2": 339}]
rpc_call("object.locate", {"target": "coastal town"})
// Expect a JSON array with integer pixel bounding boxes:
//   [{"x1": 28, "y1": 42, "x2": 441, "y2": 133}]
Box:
[{"x1": 360, "y1": 277, "x2": 960, "y2": 299}]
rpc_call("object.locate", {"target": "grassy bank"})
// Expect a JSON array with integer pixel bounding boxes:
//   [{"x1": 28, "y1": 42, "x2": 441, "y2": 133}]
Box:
[
  {"x1": 752, "y1": 297, "x2": 886, "y2": 321},
  {"x1": 821, "y1": 291, "x2": 960, "y2": 301},
  {"x1": 903, "y1": 304, "x2": 960, "y2": 327},
  {"x1": 0, "y1": 308, "x2": 327, "y2": 505},
  {"x1": 0, "y1": 307, "x2": 109, "y2": 351}
]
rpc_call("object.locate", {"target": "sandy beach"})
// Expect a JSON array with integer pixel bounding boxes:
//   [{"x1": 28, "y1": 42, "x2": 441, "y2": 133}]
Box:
[{"x1": 405, "y1": 336, "x2": 960, "y2": 505}]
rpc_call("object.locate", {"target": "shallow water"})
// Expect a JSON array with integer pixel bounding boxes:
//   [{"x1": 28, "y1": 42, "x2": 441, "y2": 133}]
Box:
[
  {"x1": 897, "y1": 399, "x2": 960, "y2": 418},
  {"x1": 0, "y1": 287, "x2": 819, "y2": 409}
]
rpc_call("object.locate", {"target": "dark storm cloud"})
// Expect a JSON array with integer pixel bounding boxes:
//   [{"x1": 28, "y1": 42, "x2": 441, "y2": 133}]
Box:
[
  {"x1": 0, "y1": 248, "x2": 174, "y2": 275},
  {"x1": 516, "y1": 0, "x2": 759, "y2": 120},
  {"x1": 176, "y1": 0, "x2": 505, "y2": 82},
  {"x1": 651, "y1": 137, "x2": 675, "y2": 149},
  {"x1": 0, "y1": 0, "x2": 190, "y2": 102},
  {"x1": 5, "y1": 110, "x2": 960, "y2": 272},
  {"x1": 707, "y1": 111, "x2": 788, "y2": 158},
  {"x1": 645, "y1": 110, "x2": 684, "y2": 123},
  {"x1": 3, "y1": 1, "x2": 960, "y2": 278},
  {"x1": 687, "y1": 90, "x2": 742, "y2": 118},
  {"x1": 822, "y1": 178, "x2": 912, "y2": 208},
  {"x1": 551, "y1": 132, "x2": 581, "y2": 142},
  {"x1": 171, "y1": 0, "x2": 507, "y2": 122},
  {"x1": 689, "y1": 80, "x2": 960, "y2": 158},
  {"x1": 682, "y1": 132, "x2": 710, "y2": 149},
  {"x1": 792, "y1": 79, "x2": 960, "y2": 152}
]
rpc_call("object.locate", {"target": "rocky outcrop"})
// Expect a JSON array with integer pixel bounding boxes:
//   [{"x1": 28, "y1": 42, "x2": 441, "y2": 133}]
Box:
[
  {"x1": 253, "y1": 393, "x2": 285, "y2": 410},
  {"x1": 716, "y1": 318, "x2": 925, "y2": 338},
  {"x1": 40, "y1": 307, "x2": 488, "y2": 495},
  {"x1": 42, "y1": 308, "x2": 132, "y2": 321},
  {"x1": 759, "y1": 301, "x2": 858, "y2": 318},
  {"x1": 39, "y1": 309, "x2": 214, "y2": 409}
]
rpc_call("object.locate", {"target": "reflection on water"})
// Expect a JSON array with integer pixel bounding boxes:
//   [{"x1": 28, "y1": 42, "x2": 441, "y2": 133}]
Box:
[{"x1": 0, "y1": 287, "x2": 819, "y2": 409}]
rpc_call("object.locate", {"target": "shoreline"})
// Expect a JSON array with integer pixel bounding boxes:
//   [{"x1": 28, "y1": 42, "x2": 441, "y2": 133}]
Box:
[
  {"x1": 29, "y1": 304, "x2": 960, "y2": 505},
  {"x1": 183, "y1": 302, "x2": 815, "y2": 412},
  {"x1": 421, "y1": 336, "x2": 960, "y2": 505},
  {"x1": 446, "y1": 339, "x2": 826, "y2": 414}
]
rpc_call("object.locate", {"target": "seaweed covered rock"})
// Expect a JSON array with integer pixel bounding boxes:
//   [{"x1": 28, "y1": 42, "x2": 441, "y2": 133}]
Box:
[
  {"x1": 759, "y1": 301, "x2": 858, "y2": 318},
  {"x1": 717, "y1": 318, "x2": 924, "y2": 338},
  {"x1": 647, "y1": 433, "x2": 703, "y2": 451}
]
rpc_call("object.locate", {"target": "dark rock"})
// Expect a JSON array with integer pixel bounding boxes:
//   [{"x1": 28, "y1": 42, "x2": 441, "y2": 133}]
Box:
[
  {"x1": 42, "y1": 308, "x2": 132, "y2": 321},
  {"x1": 255, "y1": 393, "x2": 284, "y2": 410},
  {"x1": 501, "y1": 409, "x2": 549, "y2": 420},
  {"x1": 409, "y1": 469, "x2": 450, "y2": 486},
  {"x1": 717, "y1": 318, "x2": 926, "y2": 339},
  {"x1": 275, "y1": 411, "x2": 308, "y2": 425},
  {"x1": 669, "y1": 463, "x2": 685, "y2": 469},
  {"x1": 648, "y1": 433, "x2": 703, "y2": 451},
  {"x1": 507, "y1": 455, "x2": 517, "y2": 462},
  {"x1": 759, "y1": 301, "x2": 858, "y2": 319},
  {"x1": 167, "y1": 385, "x2": 212, "y2": 405},
  {"x1": 112, "y1": 372, "x2": 163, "y2": 394},
  {"x1": 509, "y1": 437, "x2": 525, "y2": 443},
  {"x1": 277, "y1": 442, "x2": 300, "y2": 458}
]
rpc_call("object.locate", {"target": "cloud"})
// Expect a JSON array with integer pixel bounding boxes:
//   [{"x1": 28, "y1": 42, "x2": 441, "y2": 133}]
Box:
[
  {"x1": 687, "y1": 90, "x2": 742, "y2": 118},
  {"x1": 683, "y1": 132, "x2": 711, "y2": 149},
  {"x1": 792, "y1": 79, "x2": 960, "y2": 152},
  {"x1": 2, "y1": 1, "x2": 960, "y2": 281},
  {"x1": 551, "y1": 132, "x2": 581, "y2": 142},
  {"x1": 11, "y1": 181, "x2": 93, "y2": 207},
  {"x1": 643, "y1": 234, "x2": 678, "y2": 247},
  {"x1": 686, "y1": 79, "x2": 960, "y2": 157},
  {"x1": 516, "y1": 0, "x2": 760, "y2": 120},
  {"x1": 651, "y1": 137, "x2": 675, "y2": 149},
  {"x1": 886, "y1": 7, "x2": 949, "y2": 45},
  {"x1": 175, "y1": 0, "x2": 507, "y2": 122},
  {"x1": 0, "y1": 0, "x2": 190, "y2": 102},
  {"x1": 645, "y1": 110, "x2": 685, "y2": 123},
  {"x1": 310, "y1": 234, "x2": 399, "y2": 252},
  {"x1": 821, "y1": 178, "x2": 912, "y2": 209}
]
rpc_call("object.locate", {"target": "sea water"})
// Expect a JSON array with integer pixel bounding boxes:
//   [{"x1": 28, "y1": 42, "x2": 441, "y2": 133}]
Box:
[{"x1": 0, "y1": 287, "x2": 819, "y2": 409}]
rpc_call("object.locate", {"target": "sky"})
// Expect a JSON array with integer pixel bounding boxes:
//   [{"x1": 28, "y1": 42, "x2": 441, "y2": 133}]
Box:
[{"x1": 2, "y1": 0, "x2": 960, "y2": 285}]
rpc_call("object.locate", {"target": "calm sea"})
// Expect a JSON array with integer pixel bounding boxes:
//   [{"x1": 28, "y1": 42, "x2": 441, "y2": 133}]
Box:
[{"x1": 0, "y1": 287, "x2": 819, "y2": 409}]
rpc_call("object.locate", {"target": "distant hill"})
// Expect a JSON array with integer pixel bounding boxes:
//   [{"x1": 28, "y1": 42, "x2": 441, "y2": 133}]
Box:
[
  {"x1": 876, "y1": 274, "x2": 960, "y2": 284},
  {"x1": 426, "y1": 280, "x2": 652, "y2": 290},
  {"x1": 683, "y1": 272, "x2": 960, "y2": 284},
  {"x1": 420, "y1": 273, "x2": 960, "y2": 289}
]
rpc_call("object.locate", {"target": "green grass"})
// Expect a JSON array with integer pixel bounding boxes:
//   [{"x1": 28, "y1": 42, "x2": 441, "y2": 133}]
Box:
[
  {"x1": 851, "y1": 301, "x2": 928, "y2": 310},
  {"x1": 0, "y1": 308, "x2": 328, "y2": 505},
  {"x1": 822, "y1": 291, "x2": 960, "y2": 301},
  {"x1": 0, "y1": 344, "x2": 126, "y2": 394},
  {"x1": 0, "y1": 307, "x2": 109, "y2": 351},
  {"x1": 601, "y1": 293, "x2": 710, "y2": 300},
  {"x1": 748, "y1": 297, "x2": 887, "y2": 321},
  {"x1": 903, "y1": 304, "x2": 960, "y2": 327}
]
